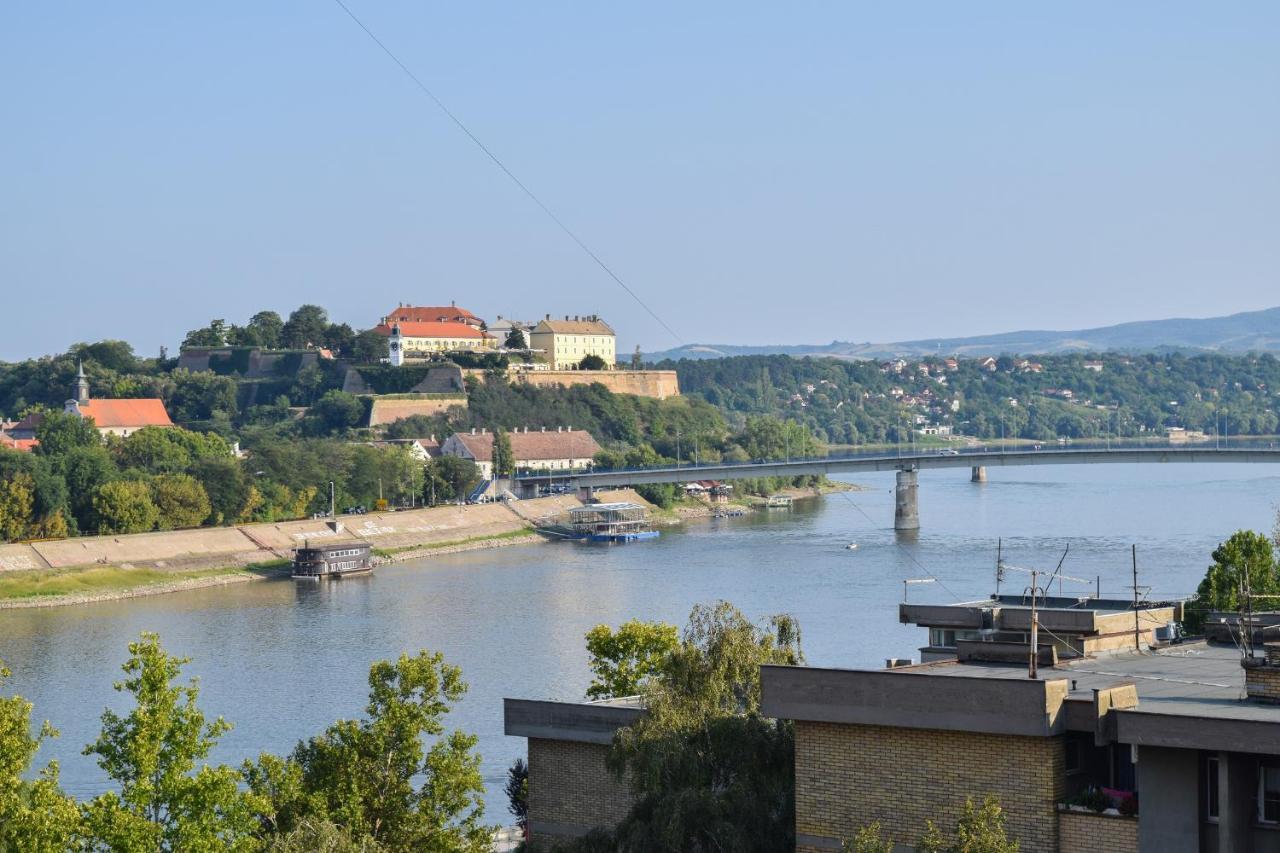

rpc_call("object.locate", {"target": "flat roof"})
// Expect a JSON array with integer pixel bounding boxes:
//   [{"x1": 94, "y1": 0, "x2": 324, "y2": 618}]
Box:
[
  {"x1": 908, "y1": 642, "x2": 1275, "y2": 724},
  {"x1": 949, "y1": 595, "x2": 1178, "y2": 614}
]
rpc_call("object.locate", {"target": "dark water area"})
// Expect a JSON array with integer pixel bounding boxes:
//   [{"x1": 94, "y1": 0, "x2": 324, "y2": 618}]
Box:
[{"x1": 2, "y1": 464, "x2": 1277, "y2": 811}]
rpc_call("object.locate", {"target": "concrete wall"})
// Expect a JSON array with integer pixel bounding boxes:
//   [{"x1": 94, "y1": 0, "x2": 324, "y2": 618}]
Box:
[
  {"x1": 1136, "y1": 746, "x2": 1199, "y2": 853},
  {"x1": 367, "y1": 395, "x2": 466, "y2": 427},
  {"x1": 241, "y1": 504, "x2": 528, "y2": 552},
  {"x1": 794, "y1": 721, "x2": 1064, "y2": 852},
  {"x1": 527, "y1": 738, "x2": 634, "y2": 844},
  {"x1": 0, "y1": 544, "x2": 50, "y2": 572},
  {"x1": 32, "y1": 527, "x2": 262, "y2": 570},
  {"x1": 1058, "y1": 810, "x2": 1138, "y2": 853},
  {"x1": 510, "y1": 369, "x2": 679, "y2": 400}
]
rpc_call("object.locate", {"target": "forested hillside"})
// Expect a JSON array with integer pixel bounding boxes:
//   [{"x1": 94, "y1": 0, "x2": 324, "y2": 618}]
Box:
[{"x1": 661, "y1": 352, "x2": 1280, "y2": 444}]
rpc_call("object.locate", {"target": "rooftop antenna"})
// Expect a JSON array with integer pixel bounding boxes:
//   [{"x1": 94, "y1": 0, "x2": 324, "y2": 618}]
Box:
[
  {"x1": 903, "y1": 577, "x2": 936, "y2": 603},
  {"x1": 1050, "y1": 544, "x2": 1070, "y2": 598},
  {"x1": 1128, "y1": 546, "x2": 1151, "y2": 652},
  {"x1": 1026, "y1": 568, "x2": 1044, "y2": 679},
  {"x1": 994, "y1": 538, "x2": 1004, "y2": 598}
]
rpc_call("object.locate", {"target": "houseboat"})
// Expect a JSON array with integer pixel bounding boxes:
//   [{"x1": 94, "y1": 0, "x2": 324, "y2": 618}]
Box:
[
  {"x1": 764, "y1": 494, "x2": 794, "y2": 508},
  {"x1": 292, "y1": 540, "x2": 375, "y2": 579},
  {"x1": 567, "y1": 502, "x2": 660, "y2": 543}
]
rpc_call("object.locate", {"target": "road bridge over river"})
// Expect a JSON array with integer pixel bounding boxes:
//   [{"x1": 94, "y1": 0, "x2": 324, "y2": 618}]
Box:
[{"x1": 513, "y1": 444, "x2": 1280, "y2": 530}]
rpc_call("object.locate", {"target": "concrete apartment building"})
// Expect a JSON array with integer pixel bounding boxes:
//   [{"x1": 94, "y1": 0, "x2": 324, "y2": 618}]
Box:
[
  {"x1": 529, "y1": 315, "x2": 616, "y2": 370},
  {"x1": 504, "y1": 595, "x2": 1280, "y2": 852}
]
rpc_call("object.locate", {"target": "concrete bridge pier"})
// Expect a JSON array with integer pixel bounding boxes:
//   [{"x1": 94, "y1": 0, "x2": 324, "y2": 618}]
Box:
[
  {"x1": 894, "y1": 467, "x2": 919, "y2": 531},
  {"x1": 971, "y1": 465, "x2": 987, "y2": 483}
]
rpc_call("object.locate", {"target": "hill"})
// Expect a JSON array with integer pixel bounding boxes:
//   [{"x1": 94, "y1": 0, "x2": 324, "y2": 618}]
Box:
[{"x1": 645, "y1": 306, "x2": 1280, "y2": 361}]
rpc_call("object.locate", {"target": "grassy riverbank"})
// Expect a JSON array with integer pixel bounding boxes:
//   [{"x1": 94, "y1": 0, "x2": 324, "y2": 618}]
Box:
[{"x1": 0, "y1": 560, "x2": 290, "y2": 606}]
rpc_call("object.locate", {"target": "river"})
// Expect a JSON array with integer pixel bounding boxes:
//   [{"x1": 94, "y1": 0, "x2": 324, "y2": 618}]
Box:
[{"x1": 2, "y1": 463, "x2": 1277, "y2": 812}]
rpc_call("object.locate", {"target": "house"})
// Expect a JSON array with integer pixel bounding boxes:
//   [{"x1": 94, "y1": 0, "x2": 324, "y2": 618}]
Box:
[
  {"x1": 440, "y1": 427, "x2": 602, "y2": 482},
  {"x1": 63, "y1": 363, "x2": 173, "y2": 437},
  {"x1": 979, "y1": 356, "x2": 998, "y2": 372},
  {"x1": 0, "y1": 434, "x2": 37, "y2": 453},
  {"x1": 1084, "y1": 360, "x2": 1104, "y2": 372},
  {"x1": 488, "y1": 316, "x2": 532, "y2": 349},
  {"x1": 366, "y1": 437, "x2": 441, "y2": 461},
  {"x1": 528, "y1": 316, "x2": 616, "y2": 370},
  {"x1": 505, "y1": 591, "x2": 1280, "y2": 852},
  {"x1": 375, "y1": 321, "x2": 495, "y2": 366},
  {"x1": 944, "y1": 358, "x2": 959, "y2": 371},
  {"x1": 380, "y1": 302, "x2": 484, "y2": 329}
]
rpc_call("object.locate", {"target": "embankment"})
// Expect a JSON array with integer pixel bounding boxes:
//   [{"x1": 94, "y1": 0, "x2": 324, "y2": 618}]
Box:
[{"x1": 0, "y1": 496, "x2": 580, "y2": 609}]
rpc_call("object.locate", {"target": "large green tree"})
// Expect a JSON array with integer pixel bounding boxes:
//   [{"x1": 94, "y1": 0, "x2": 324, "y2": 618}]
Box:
[
  {"x1": 245, "y1": 651, "x2": 491, "y2": 851},
  {"x1": 0, "y1": 660, "x2": 81, "y2": 850},
  {"x1": 1193, "y1": 530, "x2": 1280, "y2": 627},
  {"x1": 281, "y1": 305, "x2": 330, "y2": 350},
  {"x1": 150, "y1": 474, "x2": 212, "y2": 530},
  {"x1": 584, "y1": 619, "x2": 679, "y2": 700},
  {"x1": 491, "y1": 428, "x2": 514, "y2": 478},
  {"x1": 35, "y1": 410, "x2": 101, "y2": 457},
  {"x1": 603, "y1": 602, "x2": 804, "y2": 852},
  {"x1": 91, "y1": 480, "x2": 159, "y2": 534},
  {"x1": 81, "y1": 633, "x2": 263, "y2": 851}
]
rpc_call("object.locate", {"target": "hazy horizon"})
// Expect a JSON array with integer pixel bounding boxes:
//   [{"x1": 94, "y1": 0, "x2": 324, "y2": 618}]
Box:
[{"x1": 5, "y1": 2, "x2": 1278, "y2": 360}]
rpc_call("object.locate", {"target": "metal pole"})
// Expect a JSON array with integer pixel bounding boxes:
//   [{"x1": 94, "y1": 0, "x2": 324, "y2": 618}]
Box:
[
  {"x1": 329, "y1": 481, "x2": 335, "y2": 519},
  {"x1": 1029, "y1": 568, "x2": 1039, "y2": 679},
  {"x1": 1132, "y1": 544, "x2": 1140, "y2": 652}
]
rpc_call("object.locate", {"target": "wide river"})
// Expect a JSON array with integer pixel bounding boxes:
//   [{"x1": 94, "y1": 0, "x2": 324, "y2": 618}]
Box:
[{"x1": 2, "y1": 464, "x2": 1278, "y2": 811}]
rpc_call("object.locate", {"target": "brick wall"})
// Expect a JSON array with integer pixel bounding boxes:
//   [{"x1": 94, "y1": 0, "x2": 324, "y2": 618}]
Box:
[
  {"x1": 794, "y1": 721, "x2": 1064, "y2": 853},
  {"x1": 510, "y1": 370, "x2": 680, "y2": 400},
  {"x1": 527, "y1": 737, "x2": 634, "y2": 844},
  {"x1": 1245, "y1": 661, "x2": 1280, "y2": 703},
  {"x1": 1058, "y1": 810, "x2": 1138, "y2": 853}
]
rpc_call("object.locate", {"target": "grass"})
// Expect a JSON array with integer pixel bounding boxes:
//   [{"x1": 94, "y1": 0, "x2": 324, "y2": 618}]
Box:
[
  {"x1": 371, "y1": 527, "x2": 535, "y2": 557},
  {"x1": 0, "y1": 560, "x2": 289, "y2": 601}
]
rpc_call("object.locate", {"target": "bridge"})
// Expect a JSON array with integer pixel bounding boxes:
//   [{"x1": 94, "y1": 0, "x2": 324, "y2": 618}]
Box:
[{"x1": 513, "y1": 443, "x2": 1280, "y2": 531}]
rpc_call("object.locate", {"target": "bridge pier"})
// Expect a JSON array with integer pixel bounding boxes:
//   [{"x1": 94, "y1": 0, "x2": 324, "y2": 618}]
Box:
[
  {"x1": 894, "y1": 467, "x2": 919, "y2": 531},
  {"x1": 971, "y1": 465, "x2": 986, "y2": 483}
]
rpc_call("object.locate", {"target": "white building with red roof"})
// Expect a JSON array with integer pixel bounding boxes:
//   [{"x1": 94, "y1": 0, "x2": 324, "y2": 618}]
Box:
[
  {"x1": 441, "y1": 427, "x2": 601, "y2": 481},
  {"x1": 63, "y1": 363, "x2": 174, "y2": 437},
  {"x1": 380, "y1": 302, "x2": 484, "y2": 329},
  {"x1": 373, "y1": 320, "x2": 496, "y2": 365}
]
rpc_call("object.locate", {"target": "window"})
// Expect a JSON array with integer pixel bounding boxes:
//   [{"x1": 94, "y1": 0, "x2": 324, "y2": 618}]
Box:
[
  {"x1": 1064, "y1": 739, "x2": 1083, "y2": 774},
  {"x1": 1206, "y1": 756, "x2": 1219, "y2": 822},
  {"x1": 1261, "y1": 764, "x2": 1280, "y2": 824}
]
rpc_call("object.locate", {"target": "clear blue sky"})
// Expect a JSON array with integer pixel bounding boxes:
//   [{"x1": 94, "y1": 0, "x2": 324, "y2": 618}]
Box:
[{"x1": 4, "y1": 2, "x2": 1278, "y2": 360}]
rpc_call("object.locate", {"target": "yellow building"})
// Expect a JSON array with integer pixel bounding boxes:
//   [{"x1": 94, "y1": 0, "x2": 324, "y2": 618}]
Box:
[{"x1": 529, "y1": 315, "x2": 616, "y2": 370}]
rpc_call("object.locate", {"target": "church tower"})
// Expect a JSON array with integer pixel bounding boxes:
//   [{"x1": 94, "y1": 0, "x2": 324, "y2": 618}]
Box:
[
  {"x1": 73, "y1": 361, "x2": 90, "y2": 404},
  {"x1": 388, "y1": 324, "x2": 405, "y2": 367}
]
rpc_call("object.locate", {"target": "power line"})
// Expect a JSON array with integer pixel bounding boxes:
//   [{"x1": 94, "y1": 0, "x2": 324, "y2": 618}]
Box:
[
  {"x1": 328, "y1": 0, "x2": 683, "y2": 344},
  {"x1": 835, "y1": 489, "x2": 964, "y2": 601}
]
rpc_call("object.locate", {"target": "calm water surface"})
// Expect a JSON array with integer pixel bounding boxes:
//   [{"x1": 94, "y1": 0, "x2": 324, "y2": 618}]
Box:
[{"x1": 2, "y1": 464, "x2": 1278, "y2": 806}]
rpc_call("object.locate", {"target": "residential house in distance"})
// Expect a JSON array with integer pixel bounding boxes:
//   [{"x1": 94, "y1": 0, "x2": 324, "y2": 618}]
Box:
[
  {"x1": 365, "y1": 437, "x2": 441, "y2": 462},
  {"x1": 441, "y1": 427, "x2": 601, "y2": 483},
  {"x1": 63, "y1": 363, "x2": 174, "y2": 438},
  {"x1": 529, "y1": 315, "x2": 616, "y2": 370}
]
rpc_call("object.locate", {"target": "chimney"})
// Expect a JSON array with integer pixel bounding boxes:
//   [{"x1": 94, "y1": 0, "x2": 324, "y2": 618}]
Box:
[
  {"x1": 545, "y1": 313, "x2": 551, "y2": 320},
  {"x1": 565, "y1": 315, "x2": 570, "y2": 321},
  {"x1": 557, "y1": 426, "x2": 562, "y2": 432},
  {"x1": 471, "y1": 428, "x2": 476, "y2": 435},
  {"x1": 1243, "y1": 643, "x2": 1280, "y2": 704}
]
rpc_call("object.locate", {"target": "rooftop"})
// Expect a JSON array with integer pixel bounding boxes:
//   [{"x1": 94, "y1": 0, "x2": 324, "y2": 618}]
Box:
[
  {"x1": 450, "y1": 428, "x2": 601, "y2": 463},
  {"x1": 373, "y1": 320, "x2": 487, "y2": 339}
]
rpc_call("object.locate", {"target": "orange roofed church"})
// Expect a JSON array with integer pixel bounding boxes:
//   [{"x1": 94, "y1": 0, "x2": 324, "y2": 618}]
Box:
[{"x1": 64, "y1": 363, "x2": 174, "y2": 437}]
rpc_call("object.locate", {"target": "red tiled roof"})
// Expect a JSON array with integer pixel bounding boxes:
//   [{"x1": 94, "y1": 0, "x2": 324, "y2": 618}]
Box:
[
  {"x1": 382, "y1": 305, "x2": 481, "y2": 324},
  {"x1": 0, "y1": 435, "x2": 38, "y2": 452},
  {"x1": 372, "y1": 321, "x2": 487, "y2": 339},
  {"x1": 449, "y1": 429, "x2": 601, "y2": 463},
  {"x1": 77, "y1": 399, "x2": 174, "y2": 429}
]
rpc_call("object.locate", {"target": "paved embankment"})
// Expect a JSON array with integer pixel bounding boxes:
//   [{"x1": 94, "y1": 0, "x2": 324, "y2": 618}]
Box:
[{"x1": 0, "y1": 496, "x2": 581, "y2": 609}]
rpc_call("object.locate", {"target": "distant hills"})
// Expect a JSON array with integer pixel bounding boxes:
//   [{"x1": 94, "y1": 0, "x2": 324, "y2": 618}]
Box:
[{"x1": 645, "y1": 306, "x2": 1280, "y2": 362}]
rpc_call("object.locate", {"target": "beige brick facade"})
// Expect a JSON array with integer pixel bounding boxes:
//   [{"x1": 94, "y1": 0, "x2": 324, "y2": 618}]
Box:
[
  {"x1": 1057, "y1": 810, "x2": 1138, "y2": 853},
  {"x1": 795, "y1": 721, "x2": 1065, "y2": 853},
  {"x1": 527, "y1": 737, "x2": 634, "y2": 843}
]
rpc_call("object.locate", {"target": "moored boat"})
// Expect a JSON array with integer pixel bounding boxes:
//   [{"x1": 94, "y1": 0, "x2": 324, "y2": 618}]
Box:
[{"x1": 292, "y1": 541, "x2": 375, "y2": 579}]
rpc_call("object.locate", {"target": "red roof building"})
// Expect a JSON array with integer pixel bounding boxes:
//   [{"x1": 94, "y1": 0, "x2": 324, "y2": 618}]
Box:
[
  {"x1": 380, "y1": 303, "x2": 484, "y2": 328},
  {"x1": 63, "y1": 362, "x2": 174, "y2": 437},
  {"x1": 441, "y1": 427, "x2": 601, "y2": 481},
  {"x1": 371, "y1": 320, "x2": 487, "y2": 340}
]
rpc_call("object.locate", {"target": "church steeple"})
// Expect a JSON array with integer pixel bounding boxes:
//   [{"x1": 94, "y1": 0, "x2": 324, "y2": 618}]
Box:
[{"x1": 74, "y1": 361, "x2": 90, "y2": 405}]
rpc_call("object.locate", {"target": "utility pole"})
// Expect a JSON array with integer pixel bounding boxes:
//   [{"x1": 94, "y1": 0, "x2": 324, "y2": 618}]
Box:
[
  {"x1": 994, "y1": 538, "x2": 1003, "y2": 597},
  {"x1": 1132, "y1": 544, "x2": 1141, "y2": 652},
  {"x1": 329, "y1": 480, "x2": 336, "y2": 519},
  {"x1": 1029, "y1": 568, "x2": 1040, "y2": 679},
  {"x1": 676, "y1": 429, "x2": 681, "y2": 469}
]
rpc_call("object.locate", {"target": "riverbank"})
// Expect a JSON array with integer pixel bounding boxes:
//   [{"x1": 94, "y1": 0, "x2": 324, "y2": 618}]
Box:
[{"x1": 0, "y1": 485, "x2": 857, "y2": 609}]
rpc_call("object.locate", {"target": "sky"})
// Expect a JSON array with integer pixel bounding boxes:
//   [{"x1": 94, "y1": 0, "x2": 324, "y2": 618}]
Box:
[{"x1": 3, "y1": 2, "x2": 1278, "y2": 361}]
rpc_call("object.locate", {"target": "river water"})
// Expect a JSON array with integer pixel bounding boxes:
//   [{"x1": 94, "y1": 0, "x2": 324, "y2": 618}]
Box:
[{"x1": 2, "y1": 464, "x2": 1278, "y2": 810}]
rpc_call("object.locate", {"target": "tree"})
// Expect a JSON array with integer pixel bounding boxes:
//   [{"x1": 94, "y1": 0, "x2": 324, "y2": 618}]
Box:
[
  {"x1": 190, "y1": 456, "x2": 251, "y2": 525},
  {"x1": 61, "y1": 445, "x2": 119, "y2": 526},
  {"x1": 578, "y1": 354, "x2": 608, "y2": 371},
  {"x1": 505, "y1": 757, "x2": 528, "y2": 832},
  {"x1": 35, "y1": 410, "x2": 101, "y2": 457},
  {"x1": 606, "y1": 602, "x2": 804, "y2": 852},
  {"x1": 353, "y1": 329, "x2": 390, "y2": 363},
  {"x1": 169, "y1": 369, "x2": 239, "y2": 423},
  {"x1": 425, "y1": 456, "x2": 481, "y2": 502},
  {"x1": 0, "y1": 472, "x2": 35, "y2": 541},
  {"x1": 245, "y1": 651, "x2": 492, "y2": 851},
  {"x1": 82, "y1": 633, "x2": 263, "y2": 851},
  {"x1": 947, "y1": 796, "x2": 1019, "y2": 853},
  {"x1": 0, "y1": 660, "x2": 81, "y2": 850},
  {"x1": 1191, "y1": 530, "x2": 1280, "y2": 629},
  {"x1": 73, "y1": 340, "x2": 139, "y2": 374},
  {"x1": 91, "y1": 479, "x2": 159, "y2": 534},
  {"x1": 492, "y1": 428, "x2": 514, "y2": 478},
  {"x1": 584, "y1": 619, "x2": 678, "y2": 700},
  {"x1": 150, "y1": 474, "x2": 212, "y2": 530},
  {"x1": 308, "y1": 391, "x2": 366, "y2": 435},
  {"x1": 119, "y1": 425, "x2": 230, "y2": 475},
  {"x1": 248, "y1": 311, "x2": 285, "y2": 349},
  {"x1": 182, "y1": 320, "x2": 229, "y2": 349},
  {"x1": 282, "y1": 305, "x2": 330, "y2": 349},
  {"x1": 845, "y1": 823, "x2": 892, "y2": 853},
  {"x1": 503, "y1": 329, "x2": 526, "y2": 350}
]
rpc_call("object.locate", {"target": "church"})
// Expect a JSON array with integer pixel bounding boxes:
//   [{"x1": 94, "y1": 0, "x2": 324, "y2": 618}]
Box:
[{"x1": 63, "y1": 363, "x2": 174, "y2": 437}]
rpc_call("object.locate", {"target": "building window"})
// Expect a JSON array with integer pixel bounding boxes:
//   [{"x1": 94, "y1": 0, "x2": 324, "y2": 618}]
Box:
[
  {"x1": 1064, "y1": 739, "x2": 1083, "y2": 774},
  {"x1": 1260, "y1": 763, "x2": 1280, "y2": 824},
  {"x1": 1206, "y1": 756, "x2": 1219, "y2": 822}
]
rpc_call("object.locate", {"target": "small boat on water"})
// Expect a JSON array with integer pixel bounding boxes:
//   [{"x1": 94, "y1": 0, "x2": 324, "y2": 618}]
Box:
[
  {"x1": 292, "y1": 541, "x2": 375, "y2": 580},
  {"x1": 765, "y1": 494, "x2": 794, "y2": 508},
  {"x1": 845, "y1": 542, "x2": 859, "y2": 550}
]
